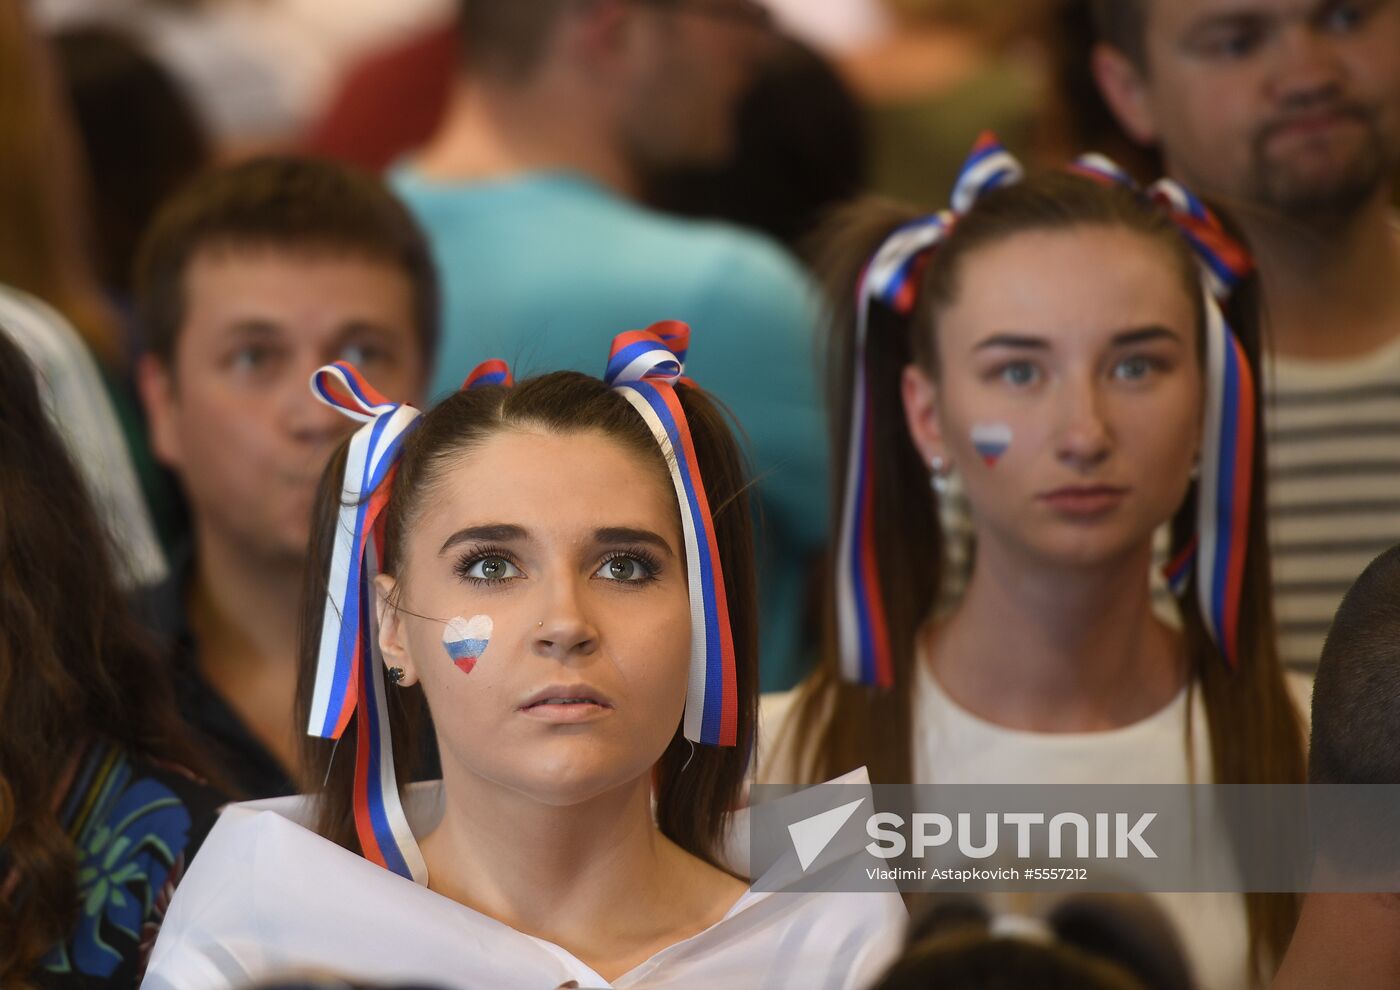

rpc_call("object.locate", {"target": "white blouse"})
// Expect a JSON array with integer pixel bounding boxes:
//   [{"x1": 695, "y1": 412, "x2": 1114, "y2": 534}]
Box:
[{"x1": 144, "y1": 779, "x2": 906, "y2": 990}]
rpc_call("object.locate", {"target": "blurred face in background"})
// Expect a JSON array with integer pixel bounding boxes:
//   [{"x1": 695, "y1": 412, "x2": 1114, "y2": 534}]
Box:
[
  {"x1": 902, "y1": 225, "x2": 1203, "y2": 571},
  {"x1": 1101, "y1": 0, "x2": 1400, "y2": 221},
  {"x1": 618, "y1": 0, "x2": 771, "y2": 169},
  {"x1": 141, "y1": 248, "x2": 426, "y2": 566}
]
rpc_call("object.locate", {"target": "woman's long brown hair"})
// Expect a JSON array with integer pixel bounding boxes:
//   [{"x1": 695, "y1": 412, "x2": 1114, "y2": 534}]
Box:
[
  {"x1": 0, "y1": 3, "x2": 117, "y2": 365},
  {"x1": 0, "y1": 334, "x2": 210, "y2": 986},
  {"x1": 787, "y1": 173, "x2": 1306, "y2": 979},
  {"x1": 297, "y1": 371, "x2": 760, "y2": 869}
]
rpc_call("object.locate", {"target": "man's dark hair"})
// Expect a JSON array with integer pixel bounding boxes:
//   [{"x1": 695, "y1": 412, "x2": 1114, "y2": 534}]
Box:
[
  {"x1": 134, "y1": 155, "x2": 439, "y2": 365},
  {"x1": 458, "y1": 0, "x2": 569, "y2": 80},
  {"x1": 1311, "y1": 545, "x2": 1400, "y2": 784},
  {"x1": 1090, "y1": 0, "x2": 1149, "y2": 69},
  {"x1": 457, "y1": 0, "x2": 681, "y2": 81}
]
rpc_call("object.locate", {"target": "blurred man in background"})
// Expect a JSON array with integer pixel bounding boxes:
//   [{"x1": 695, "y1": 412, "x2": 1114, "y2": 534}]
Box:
[
  {"x1": 395, "y1": 0, "x2": 830, "y2": 689},
  {"x1": 135, "y1": 157, "x2": 435, "y2": 796},
  {"x1": 1093, "y1": 0, "x2": 1400, "y2": 673}
]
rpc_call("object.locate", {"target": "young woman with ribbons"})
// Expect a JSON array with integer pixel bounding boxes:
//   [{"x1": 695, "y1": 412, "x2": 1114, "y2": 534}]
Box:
[
  {"x1": 761, "y1": 138, "x2": 1309, "y2": 989},
  {"x1": 144, "y1": 323, "x2": 903, "y2": 989}
]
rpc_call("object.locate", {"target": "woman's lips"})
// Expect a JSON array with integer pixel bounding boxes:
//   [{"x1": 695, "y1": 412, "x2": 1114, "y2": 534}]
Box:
[
  {"x1": 1036, "y1": 485, "x2": 1129, "y2": 517},
  {"x1": 518, "y1": 685, "x2": 615, "y2": 723}
]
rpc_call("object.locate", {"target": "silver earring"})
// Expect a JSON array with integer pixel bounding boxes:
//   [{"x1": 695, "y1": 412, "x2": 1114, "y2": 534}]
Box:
[
  {"x1": 1190, "y1": 459, "x2": 1202, "y2": 481},
  {"x1": 387, "y1": 666, "x2": 405, "y2": 685},
  {"x1": 930, "y1": 456, "x2": 951, "y2": 495}
]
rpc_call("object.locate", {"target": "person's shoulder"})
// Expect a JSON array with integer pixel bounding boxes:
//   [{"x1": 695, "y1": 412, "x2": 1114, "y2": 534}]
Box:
[
  {"x1": 641, "y1": 211, "x2": 812, "y2": 293},
  {"x1": 74, "y1": 742, "x2": 225, "y2": 846}
]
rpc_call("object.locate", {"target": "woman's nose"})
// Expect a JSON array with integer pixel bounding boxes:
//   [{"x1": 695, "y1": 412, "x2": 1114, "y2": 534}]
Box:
[
  {"x1": 1054, "y1": 380, "x2": 1113, "y2": 469},
  {"x1": 531, "y1": 577, "x2": 600, "y2": 662}
]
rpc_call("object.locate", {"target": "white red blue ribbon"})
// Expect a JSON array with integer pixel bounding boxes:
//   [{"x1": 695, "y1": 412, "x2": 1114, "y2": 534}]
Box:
[
  {"x1": 1070, "y1": 156, "x2": 1256, "y2": 668},
  {"x1": 307, "y1": 361, "x2": 425, "y2": 883},
  {"x1": 604, "y1": 322, "x2": 738, "y2": 746},
  {"x1": 837, "y1": 132, "x2": 1021, "y2": 687},
  {"x1": 1149, "y1": 180, "x2": 1254, "y2": 668}
]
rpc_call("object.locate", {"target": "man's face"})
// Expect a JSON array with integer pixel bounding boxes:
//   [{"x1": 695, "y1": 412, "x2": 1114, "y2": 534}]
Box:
[
  {"x1": 141, "y1": 248, "x2": 426, "y2": 566},
  {"x1": 1114, "y1": 0, "x2": 1400, "y2": 219},
  {"x1": 618, "y1": 0, "x2": 769, "y2": 169}
]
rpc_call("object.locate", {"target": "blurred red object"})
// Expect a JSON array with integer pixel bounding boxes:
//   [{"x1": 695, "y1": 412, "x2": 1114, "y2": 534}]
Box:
[{"x1": 303, "y1": 20, "x2": 459, "y2": 172}]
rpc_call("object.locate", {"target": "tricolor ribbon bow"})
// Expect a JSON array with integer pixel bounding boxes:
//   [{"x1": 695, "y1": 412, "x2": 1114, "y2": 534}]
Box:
[
  {"x1": 1070, "y1": 154, "x2": 1257, "y2": 669},
  {"x1": 837, "y1": 133, "x2": 1023, "y2": 688},
  {"x1": 306, "y1": 362, "x2": 425, "y2": 882},
  {"x1": 605, "y1": 321, "x2": 738, "y2": 747},
  {"x1": 305, "y1": 360, "x2": 508, "y2": 885}
]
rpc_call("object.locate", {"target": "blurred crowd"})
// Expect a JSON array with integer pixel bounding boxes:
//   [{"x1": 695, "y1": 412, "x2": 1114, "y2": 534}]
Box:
[{"x1": 3, "y1": 1, "x2": 1400, "y2": 988}]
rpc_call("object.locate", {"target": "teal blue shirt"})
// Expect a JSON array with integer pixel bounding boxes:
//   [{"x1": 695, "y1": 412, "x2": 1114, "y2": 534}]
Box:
[{"x1": 392, "y1": 169, "x2": 827, "y2": 690}]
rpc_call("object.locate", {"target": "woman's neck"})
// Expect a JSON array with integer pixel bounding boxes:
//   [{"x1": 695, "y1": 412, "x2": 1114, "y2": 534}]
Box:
[
  {"x1": 929, "y1": 538, "x2": 1187, "y2": 732},
  {"x1": 419, "y1": 765, "x2": 744, "y2": 981}
]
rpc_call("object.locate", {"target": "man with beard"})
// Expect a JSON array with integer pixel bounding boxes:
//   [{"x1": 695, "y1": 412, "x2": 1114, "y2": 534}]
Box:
[
  {"x1": 393, "y1": 0, "x2": 829, "y2": 691},
  {"x1": 1091, "y1": 0, "x2": 1400, "y2": 673},
  {"x1": 135, "y1": 157, "x2": 434, "y2": 797}
]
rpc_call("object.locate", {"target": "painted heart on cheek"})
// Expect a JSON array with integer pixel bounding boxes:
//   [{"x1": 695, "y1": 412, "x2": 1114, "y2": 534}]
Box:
[
  {"x1": 442, "y1": 614, "x2": 492, "y2": 674},
  {"x1": 971, "y1": 422, "x2": 1013, "y2": 467}
]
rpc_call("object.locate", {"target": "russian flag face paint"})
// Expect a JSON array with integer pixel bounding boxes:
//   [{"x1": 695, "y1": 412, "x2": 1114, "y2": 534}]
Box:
[
  {"x1": 970, "y1": 423, "x2": 1013, "y2": 467},
  {"x1": 443, "y1": 615, "x2": 492, "y2": 674}
]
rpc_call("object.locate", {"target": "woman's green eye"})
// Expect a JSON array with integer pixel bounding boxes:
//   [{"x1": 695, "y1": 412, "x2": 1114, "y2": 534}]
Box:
[
  {"x1": 1000, "y1": 362, "x2": 1038, "y2": 387},
  {"x1": 463, "y1": 555, "x2": 520, "y2": 581},
  {"x1": 596, "y1": 556, "x2": 653, "y2": 582},
  {"x1": 1114, "y1": 356, "x2": 1157, "y2": 380}
]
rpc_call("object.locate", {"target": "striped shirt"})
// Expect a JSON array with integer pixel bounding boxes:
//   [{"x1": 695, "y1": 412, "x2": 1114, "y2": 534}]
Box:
[{"x1": 1263, "y1": 337, "x2": 1400, "y2": 673}]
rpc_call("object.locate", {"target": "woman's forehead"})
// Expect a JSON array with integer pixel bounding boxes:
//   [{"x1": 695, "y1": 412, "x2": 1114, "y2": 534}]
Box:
[
  {"x1": 939, "y1": 227, "x2": 1198, "y2": 348},
  {"x1": 414, "y1": 428, "x2": 681, "y2": 547}
]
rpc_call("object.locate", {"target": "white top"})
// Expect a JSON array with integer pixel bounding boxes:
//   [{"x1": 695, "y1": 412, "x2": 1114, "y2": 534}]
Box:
[
  {"x1": 759, "y1": 666, "x2": 1314, "y2": 990},
  {"x1": 0, "y1": 285, "x2": 165, "y2": 588},
  {"x1": 144, "y1": 779, "x2": 906, "y2": 990}
]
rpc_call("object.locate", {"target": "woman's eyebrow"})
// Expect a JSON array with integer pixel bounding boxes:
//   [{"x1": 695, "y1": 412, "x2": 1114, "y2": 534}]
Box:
[
  {"x1": 594, "y1": 526, "x2": 676, "y2": 558},
  {"x1": 973, "y1": 333, "x2": 1049, "y2": 352},
  {"x1": 1112, "y1": 326, "x2": 1182, "y2": 346},
  {"x1": 439, "y1": 523, "x2": 528, "y2": 554}
]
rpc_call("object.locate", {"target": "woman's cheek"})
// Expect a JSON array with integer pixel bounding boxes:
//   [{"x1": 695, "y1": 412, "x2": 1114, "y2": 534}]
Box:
[{"x1": 442, "y1": 614, "x2": 493, "y2": 675}]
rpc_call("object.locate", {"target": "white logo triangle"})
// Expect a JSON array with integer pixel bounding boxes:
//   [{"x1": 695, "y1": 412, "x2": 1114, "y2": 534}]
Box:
[{"x1": 787, "y1": 798, "x2": 866, "y2": 871}]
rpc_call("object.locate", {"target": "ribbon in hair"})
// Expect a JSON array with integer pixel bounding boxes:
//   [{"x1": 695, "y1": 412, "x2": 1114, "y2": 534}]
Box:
[
  {"x1": 837, "y1": 132, "x2": 1023, "y2": 688},
  {"x1": 307, "y1": 362, "x2": 425, "y2": 882},
  {"x1": 1069, "y1": 155, "x2": 1256, "y2": 668},
  {"x1": 605, "y1": 321, "x2": 737, "y2": 746},
  {"x1": 306, "y1": 361, "x2": 506, "y2": 883},
  {"x1": 463, "y1": 358, "x2": 514, "y2": 389}
]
